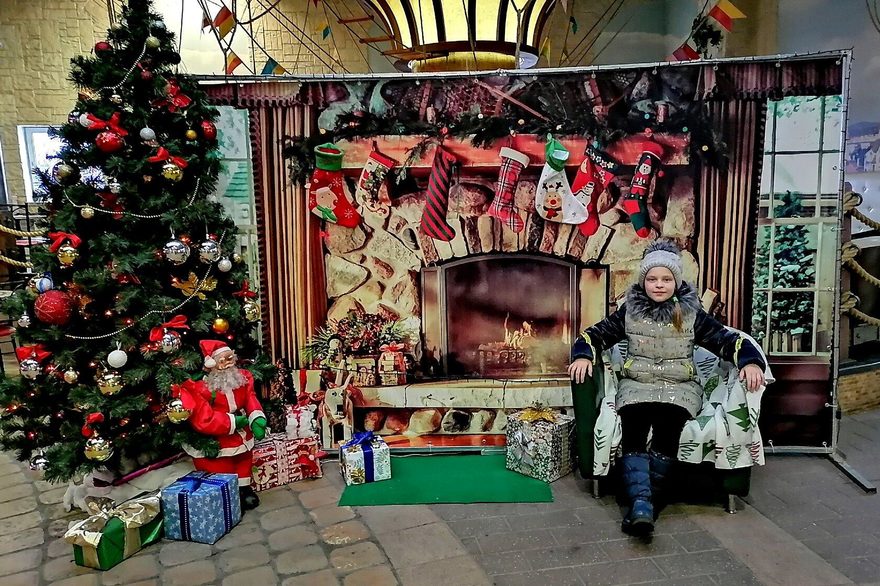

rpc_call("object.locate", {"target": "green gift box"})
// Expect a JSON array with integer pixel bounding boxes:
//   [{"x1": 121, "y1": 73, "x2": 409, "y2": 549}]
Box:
[{"x1": 65, "y1": 493, "x2": 163, "y2": 570}]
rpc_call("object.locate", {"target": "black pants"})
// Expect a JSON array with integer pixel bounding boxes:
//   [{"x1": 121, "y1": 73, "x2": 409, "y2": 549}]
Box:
[{"x1": 619, "y1": 402, "x2": 691, "y2": 458}]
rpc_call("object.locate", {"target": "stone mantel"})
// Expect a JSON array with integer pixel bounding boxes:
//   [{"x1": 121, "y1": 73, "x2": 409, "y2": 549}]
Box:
[{"x1": 353, "y1": 378, "x2": 573, "y2": 410}]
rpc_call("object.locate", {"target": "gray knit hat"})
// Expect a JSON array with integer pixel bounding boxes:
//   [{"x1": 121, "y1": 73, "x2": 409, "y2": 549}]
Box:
[{"x1": 639, "y1": 240, "x2": 683, "y2": 289}]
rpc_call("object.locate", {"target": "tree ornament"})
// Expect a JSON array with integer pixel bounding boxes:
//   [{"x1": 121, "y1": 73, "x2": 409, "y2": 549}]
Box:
[
  {"x1": 108, "y1": 180, "x2": 121, "y2": 194},
  {"x1": 233, "y1": 253, "x2": 243, "y2": 263},
  {"x1": 81, "y1": 206, "x2": 96, "y2": 219},
  {"x1": 79, "y1": 113, "x2": 94, "y2": 128},
  {"x1": 109, "y1": 93, "x2": 123, "y2": 105},
  {"x1": 212, "y1": 317, "x2": 230, "y2": 334},
  {"x1": 53, "y1": 162, "x2": 78, "y2": 183},
  {"x1": 96, "y1": 370, "x2": 124, "y2": 396},
  {"x1": 29, "y1": 451, "x2": 49, "y2": 471},
  {"x1": 139, "y1": 127, "x2": 156, "y2": 142},
  {"x1": 63, "y1": 369, "x2": 79, "y2": 384},
  {"x1": 17, "y1": 314, "x2": 31, "y2": 328},
  {"x1": 19, "y1": 357, "x2": 41, "y2": 380},
  {"x1": 110, "y1": 22, "x2": 123, "y2": 32},
  {"x1": 68, "y1": 110, "x2": 82, "y2": 125},
  {"x1": 108, "y1": 344, "x2": 128, "y2": 368},
  {"x1": 160, "y1": 330, "x2": 181, "y2": 353},
  {"x1": 96, "y1": 131, "x2": 125, "y2": 153},
  {"x1": 199, "y1": 121, "x2": 217, "y2": 141},
  {"x1": 166, "y1": 398, "x2": 191, "y2": 423},
  {"x1": 57, "y1": 244, "x2": 79, "y2": 266},
  {"x1": 198, "y1": 237, "x2": 221, "y2": 264},
  {"x1": 163, "y1": 239, "x2": 190, "y2": 265},
  {"x1": 34, "y1": 290, "x2": 73, "y2": 325},
  {"x1": 16, "y1": 345, "x2": 50, "y2": 380},
  {"x1": 140, "y1": 68, "x2": 154, "y2": 82},
  {"x1": 149, "y1": 314, "x2": 189, "y2": 353},
  {"x1": 243, "y1": 298, "x2": 261, "y2": 322},
  {"x1": 161, "y1": 162, "x2": 183, "y2": 182},
  {"x1": 94, "y1": 41, "x2": 112, "y2": 53},
  {"x1": 145, "y1": 35, "x2": 161, "y2": 49},
  {"x1": 185, "y1": 129, "x2": 198, "y2": 141},
  {"x1": 84, "y1": 436, "x2": 114, "y2": 461},
  {"x1": 217, "y1": 258, "x2": 232, "y2": 272}
]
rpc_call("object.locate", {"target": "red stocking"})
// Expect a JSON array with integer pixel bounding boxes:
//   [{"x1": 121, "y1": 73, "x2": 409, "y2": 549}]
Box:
[
  {"x1": 488, "y1": 147, "x2": 530, "y2": 233},
  {"x1": 308, "y1": 143, "x2": 361, "y2": 228},
  {"x1": 572, "y1": 145, "x2": 620, "y2": 237},
  {"x1": 420, "y1": 147, "x2": 457, "y2": 241},
  {"x1": 623, "y1": 141, "x2": 663, "y2": 238}
]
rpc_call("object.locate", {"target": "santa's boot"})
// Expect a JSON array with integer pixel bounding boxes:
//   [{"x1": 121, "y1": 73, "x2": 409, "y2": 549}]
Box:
[
  {"x1": 649, "y1": 451, "x2": 674, "y2": 519},
  {"x1": 240, "y1": 485, "x2": 260, "y2": 510},
  {"x1": 620, "y1": 453, "x2": 654, "y2": 535}
]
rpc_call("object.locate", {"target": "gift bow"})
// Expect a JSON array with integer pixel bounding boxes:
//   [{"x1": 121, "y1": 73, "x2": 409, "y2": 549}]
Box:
[
  {"x1": 48, "y1": 232, "x2": 82, "y2": 253},
  {"x1": 15, "y1": 344, "x2": 51, "y2": 364},
  {"x1": 85, "y1": 112, "x2": 129, "y2": 136},
  {"x1": 152, "y1": 79, "x2": 192, "y2": 112},
  {"x1": 82, "y1": 412, "x2": 105, "y2": 438},
  {"x1": 342, "y1": 431, "x2": 377, "y2": 483},
  {"x1": 379, "y1": 343, "x2": 405, "y2": 353},
  {"x1": 232, "y1": 280, "x2": 257, "y2": 299},
  {"x1": 64, "y1": 494, "x2": 161, "y2": 564},
  {"x1": 516, "y1": 406, "x2": 558, "y2": 424},
  {"x1": 147, "y1": 147, "x2": 188, "y2": 168},
  {"x1": 149, "y1": 314, "x2": 189, "y2": 341}
]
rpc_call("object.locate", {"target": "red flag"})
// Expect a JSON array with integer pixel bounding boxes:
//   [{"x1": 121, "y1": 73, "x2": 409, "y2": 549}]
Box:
[
  {"x1": 708, "y1": 0, "x2": 746, "y2": 32},
  {"x1": 672, "y1": 43, "x2": 700, "y2": 61}
]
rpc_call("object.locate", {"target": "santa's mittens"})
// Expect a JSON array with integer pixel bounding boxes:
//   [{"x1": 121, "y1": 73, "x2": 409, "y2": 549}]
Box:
[
  {"x1": 420, "y1": 147, "x2": 458, "y2": 241},
  {"x1": 536, "y1": 136, "x2": 587, "y2": 224},
  {"x1": 355, "y1": 150, "x2": 396, "y2": 217},
  {"x1": 308, "y1": 143, "x2": 362, "y2": 228},
  {"x1": 624, "y1": 141, "x2": 663, "y2": 238},
  {"x1": 488, "y1": 147, "x2": 530, "y2": 233},
  {"x1": 573, "y1": 145, "x2": 620, "y2": 237}
]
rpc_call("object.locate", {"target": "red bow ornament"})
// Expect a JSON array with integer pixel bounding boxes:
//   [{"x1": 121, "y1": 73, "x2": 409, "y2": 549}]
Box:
[
  {"x1": 152, "y1": 79, "x2": 192, "y2": 112},
  {"x1": 147, "y1": 147, "x2": 188, "y2": 169},
  {"x1": 379, "y1": 343, "x2": 405, "y2": 353},
  {"x1": 81, "y1": 412, "x2": 105, "y2": 438},
  {"x1": 48, "y1": 232, "x2": 82, "y2": 253},
  {"x1": 97, "y1": 192, "x2": 124, "y2": 219},
  {"x1": 149, "y1": 314, "x2": 190, "y2": 341},
  {"x1": 15, "y1": 344, "x2": 51, "y2": 364},
  {"x1": 84, "y1": 112, "x2": 129, "y2": 136},
  {"x1": 232, "y1": 279, "x2": 257, "y2": 299}
]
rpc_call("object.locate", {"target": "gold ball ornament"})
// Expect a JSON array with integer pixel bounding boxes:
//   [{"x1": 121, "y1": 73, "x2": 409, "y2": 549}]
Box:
[
  {"x1": 145, "y1": 35, "x2": 161, "y2": 49},
  {"x1": 243, "y1": 298, "x2": 261, "y2": 322},
  {"x1": 185, "y1": 129, "x2": 198, "y2": 140},
  {"x1": 63, "y1": 369, "x2": 79, "y2": 384},
  {"x1": 161, "y1": 162, "x2": 184, "y2": 182},
  {"x1": 56, "y1": 244, "x2": 79, "y2": 267},
  {"x1": 212, "y1": 317, "x2": 230, "y2": 334},
  {"x1": 166, "y1": 398, "x2": 191, "y2": 423},
  {"x1": 81, "y1": 206, "x2": 96, "y2": 219},
  {"x1": 96, "y1": 370, "x2": 124, "y2": 396},
  {"x1": 84, "y1": 436, "x2": 114, "y2": 461},
  {"x1": 233, "y1": 253, "x2": 243, "y2": 263}
]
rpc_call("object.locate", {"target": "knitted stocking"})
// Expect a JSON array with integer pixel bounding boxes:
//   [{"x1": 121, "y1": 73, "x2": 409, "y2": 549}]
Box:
[
  {"x1": 535, "y1": 136, "x2": 587, "y2": 224},
  {"x1": 487, "y1": 147, "x2": 530, "y2": 232},
  {"x1": 623, "y1": 141, "x2": 663, "y2": 238},
  {"x1": 572, "y1": 145, "x2": 620, "y2": 237},
  {"x1": 420, "y1": 147, "x2": 458, "y2": 241},
  {"x1": 355, "y1": 150, "x2": 396, "y2": 217},
  {"x1": 308, "y1": 143, "x2": 361, "y2": 228}
]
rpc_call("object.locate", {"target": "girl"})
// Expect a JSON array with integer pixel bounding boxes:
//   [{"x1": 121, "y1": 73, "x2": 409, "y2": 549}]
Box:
[{"x1": 569, "y1": 241, "x2": 765, "y2": 535}]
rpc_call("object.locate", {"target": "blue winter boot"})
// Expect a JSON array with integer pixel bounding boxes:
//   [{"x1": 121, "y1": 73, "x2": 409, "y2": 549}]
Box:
[
  {"x1": 621, "y1": 453, "x2": 654, "y2": 535},
  {"x1": 649, "y1": 451, "x2": 675, "y2": 518}
]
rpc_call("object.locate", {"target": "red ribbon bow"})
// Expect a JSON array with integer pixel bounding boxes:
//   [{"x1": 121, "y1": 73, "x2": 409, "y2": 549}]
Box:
[
  {"x1": 232, "y1": 280, "x2": 257, "y2": 299},
  {"x1": 149, "y1": 314, "x2": 190, "y2": 341},
  {"x1": 15, "y1": 344, "x2": 51, "y2": 364},
  {"x1": 82, "y1": 412, "x2": 104, "y2": 438},
  {"x1": 379, "y1": 343, "x2": 405, "y2": 353},
  {"x1": 147, "y1": 147, "x2": 188, "y2": 169},
  {"x1": 97, "y1": 192, "x2": 124, "y2": 219},
  {"x1": 85, "y1": 112, "x2": 128, "y2": 137},
  {"x1": 48, "y1": 232, "x2": 82, "y2": 253},
  {"x1": 151, "y1": 79, "x2": 192, "y2": 112}
]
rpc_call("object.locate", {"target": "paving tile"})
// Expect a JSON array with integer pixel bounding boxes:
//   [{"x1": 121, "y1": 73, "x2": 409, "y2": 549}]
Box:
[
  {"x1": 321, "y1": 519, "x2": 371, "y2": 545},
  {"x1": 281, "y1": 568, "x2": 341, "y2": 586},
  {"x1": 257, "y1": 489, "x2": 299, "y2": 511},
  {"x1": 299, "y1": 487, "x2": 341, "y2": 509},
  {"x1": 524, "y1": 542, "x2": 607, "y2": 569},
  {"x1": 599, "y1": 534, "x2": 685, "y2": 561},
  {"x1": 671, "y1": 530, "x2": 724, "y2": 553},
  {"x1": 396, "y1": 553, "x2": 492, "y2": 586},
  {"x1": 2, "y1": 571, "x2": 41, "y2": 586},
  {"x1": 330, "y1": 541, "x2": 386, "y2": 573},
  {"x1": 0, "y1": 496, "x2": 37, "y2": 520},
  {"x1": 275, "y1": 544, "x2": 330, "y2": 574},
  {"x1": 38, "y1": 486, "x2": 68, "y2": 505},
  {"x1": 652, "y1": 549, "x2": 743, "y2": 580},
  {"x1": 344, "y1": 565, "x2": 398, "y2": 586},
  {"x1": 803, "y1": 533, "x2": 880, "y2": 559},
  {"x1": 160, "y1": 560, "x2": 218, "y2": 586},
  {"x1": 0, "y1": 526, "x2": 44, "y2": 556},
  {"x1": 101, "y1": 554, "x2": 160, "y2": 585},
  {"x1": 551, "y1": 520, "x2": 622, "y2": 544},
  {"x1": 268, "y1": 524, "x2": 319, "y2": 552},
  {"x1": 47, "y1": 537, "x2": 71, "y2": 558},
  {"x1": 45, "y1": 574, "x2": 100, "y2": 586},
  {"x1": 0, "y1": 510, "x2": 42, "y2": 535},
  {"x1": 218, "y1": 543, "x2": 271, "y2": 573},
  {"x1": 823, "y1": 555, "x2": 880, "y2": 583},
  {"x1": 222, "y1": 565, "x2": 279, "y2": 586},
  {"x1": 0, "y1": 473, "x2": 26, "y2": 490},
  {"x1": 477, "y1": 550, "x2": 532, "y2": 575},
  {"x1": 448, "y1": 516, "x2": 510, "y2": 538},
  {"x1": 158, "y1": 541, "x2": 213, "y2": 567},
  {"x1": 358, "y1": 505, "x2": 441, "y2": 534},
  {"x1": 214, "y1": 522, "x2": 264, "y2": 550},
  {"x1": 710, "y1": 571, "x2": 766, "y2": 585},
  {"x1": 289, "y1": 475, "x2": 336, "y2": 492},
  {"x1": 490, "y1": 567, "x2": 583, "y2": 586},
  {"x1": 259, "y1": 504, "x2": 308, "y2": 531},
  {"x1": 0, "y1": 484, "x2": 33, "y2": 504},
  {"x1": 310, "y1": 504, "x2": 356, "y2": 527},
  {"x1": 506, "y1": 509, "x2": 590, "y2": 531},
  {"x1": 0, "y1": 547, "x2": 43, "y2": 577},
  {"x1": 476, "y1": 528, "x2": 557, "y2": 554},
  {"x1": 377, "y1": 521, "x2": 465, "y2": 567},
  {"x1": 41, "y1": 555, "x2": 93, "y2": 582},
  {"x1": 459, "y1": 536, "x2": 481, "y2": 556},
  {"x1": 575, "y1": 557, "x2": 666, "y2": 585}
]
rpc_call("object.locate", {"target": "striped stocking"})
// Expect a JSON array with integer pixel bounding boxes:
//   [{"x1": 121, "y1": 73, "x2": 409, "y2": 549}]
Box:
[{"x1": 420, "y1": 147, "x2": 458, "y2": 241}]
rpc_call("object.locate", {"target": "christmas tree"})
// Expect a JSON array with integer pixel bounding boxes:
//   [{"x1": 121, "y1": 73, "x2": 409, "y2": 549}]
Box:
[{"x1": 0, "y1": 0, "x2": 271, "y2": 483}]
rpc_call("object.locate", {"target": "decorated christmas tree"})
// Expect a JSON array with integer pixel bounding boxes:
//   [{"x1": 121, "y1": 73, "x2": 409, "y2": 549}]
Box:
[{"x1": 0, "y1": 0, "x2": 271, "y2": 483}]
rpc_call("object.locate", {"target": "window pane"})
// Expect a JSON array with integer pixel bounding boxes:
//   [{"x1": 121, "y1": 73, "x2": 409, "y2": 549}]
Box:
[
  {"x1": 774, "y1": 96, "x2": 822, "y2": 152},
  {"x1": 773, "y1": 222, "x2": 817, "y2": 288},
  {"x1": 773, "y1": 190, "x2": 813, "y2": 218},
  {"x1": 760, "y1": 154, "x2": 773, "y2": 195},
  {"x1": 817, "y1": 223, "x2": 838, "y2": 291},
  {"x1": 822, "y1": 95, "x2": 843, "y2": 151},
  {"x1": 763, "y1": 101, "x2": 776, "y2": 152},
  {"x1": 768, "y1": 291, "x2": 814, "y2": 353},
  {"x1": 774, "y1": 153, "x2": 820, "y2": 194},
  {"x1": 751, "y1": 290, "x2": 769, "y2": 349},
  {"x1": 753, "y1": 225, "x2": 771, "y2": 290},
  {"x1": 820, "y1": 153, "x2": 841, "y2": 195},
  {"x1": 816, "y1": 290, "x2": 833, "y2": 355}
]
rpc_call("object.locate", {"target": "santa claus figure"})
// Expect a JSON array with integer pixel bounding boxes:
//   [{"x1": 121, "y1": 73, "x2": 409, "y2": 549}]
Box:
[{"x1": 176, "y1": 340, "x2": 268, "y2": 510}]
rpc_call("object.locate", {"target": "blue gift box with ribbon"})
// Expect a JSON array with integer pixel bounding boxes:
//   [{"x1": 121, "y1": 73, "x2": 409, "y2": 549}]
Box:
[
  {"x1": 160, "y1": 472, "x2": 241, "y2": 544},
  {"x1": 339, "y1": 431, "x2": 391, "y2": 485}
]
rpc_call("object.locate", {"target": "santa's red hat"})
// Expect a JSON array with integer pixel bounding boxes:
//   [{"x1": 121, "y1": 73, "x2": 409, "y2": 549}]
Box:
[{"x1": 200, "y1": 339, "x2": 232, "y2": 369}]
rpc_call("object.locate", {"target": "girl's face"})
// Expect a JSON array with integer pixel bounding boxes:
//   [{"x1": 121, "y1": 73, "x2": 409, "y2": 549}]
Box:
[{"x1": 644, "y1": 267, "x2": 676, "y2": 302}]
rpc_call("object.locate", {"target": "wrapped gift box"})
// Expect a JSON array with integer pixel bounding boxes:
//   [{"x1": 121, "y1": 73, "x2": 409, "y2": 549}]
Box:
[
  {"x1": 284, "y1": 404, "x2": 318, "y2": 439},
  {"x1": 252, "y1": 433, "x2": 322, "y2": 491},
  {"x1": 506, "y1": 407, "x2": 575, "y2": 482},
  {"x1": 339, "y1": 432, "x2": 391, "y2": 485},
  {"x1": 161, "y1": 472, "x2": 241, "y2": 544},
  {"x1": 351, "y1": 357, "x2": 378, "y2": 387},
  {"x1": 64, "y1": 493, "x2": 163, "y2": 570},
  {"x1": 378, "y1": 344, "x2": 406, "y2": 386}
]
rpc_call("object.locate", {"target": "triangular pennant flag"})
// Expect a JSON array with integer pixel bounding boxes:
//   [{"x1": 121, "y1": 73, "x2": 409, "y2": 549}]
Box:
[
  {"x1": 213, "y1": 6, "x2": 236, "y2": 39},
  {"x1": 225, "y1": 51, "x2": 243, "y2": 74},
  {"x1": 201, "y1": 10, "x2": 212, "y2": 31},
  {"x1": 261, "y1": 58, "x2": 286, "y2": 75},
  {"x1": 560, "y1": 0, "x2": 569, "y2": 13},
  {"x1": 569, "y1": 16, "x2": 578, "y2": 34},
  {"x1": 315, "y1": 21, "x2": 331, "y2": 39},
  {"x1": 708, "y1": 0, "x2": 746, "y2": 32},
  {"x1": 672, "y1": 42, "x2": 700, "y2": 61},
  {"x1": 539, "y1": 36, "x2": 550, "y2": 60}
]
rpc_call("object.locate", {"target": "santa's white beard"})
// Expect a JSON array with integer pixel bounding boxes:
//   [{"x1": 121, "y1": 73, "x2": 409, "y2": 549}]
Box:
[{"x1": 205, "y1": 367, "x2": 247, "y2": 394}]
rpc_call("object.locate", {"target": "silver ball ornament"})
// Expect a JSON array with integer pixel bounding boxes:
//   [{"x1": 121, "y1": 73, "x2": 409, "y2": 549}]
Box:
[
  {"x1": 63, "y1": 369, "x2": 79, "y2": 384},
  {"x1": 29, "y1": 452, "x2": 49, "y2": 471},
  {"x1": 139, "y1": 127, "x2": 156, "y2": 142},
  {"x1": 108, "y1": 180, "x2": 121, "y2": 194},
  {"x1": 217, "y1": 258, "x2": 233, "y2": 272},
  {"x1": 17, "y1": 314, "x2": 32, "y2": 328},
  {"x1": 163, "y1": 239, "x2": 190, "y2": 265},
  {"x1": 79, "y1": 113, "x2": 94, "y2": 128},
  {"x1": 160, "y1": 330, "x2": 181, "y2": 353},
  {"x1": 19, "y1": 358, "x2": 41, "y2": 380},
  {"x1": 108, "y1": 349, "x2": 128, "y2": 369},
  {"x1": 198, "y1": 239, "x2": 221, "y2": 264},
  {"x1": 109, "y1": 93, "x2": 123, "y2": 105},
  {"x1": 35, "y1": 275, "x2": 54, "y2": 293}
]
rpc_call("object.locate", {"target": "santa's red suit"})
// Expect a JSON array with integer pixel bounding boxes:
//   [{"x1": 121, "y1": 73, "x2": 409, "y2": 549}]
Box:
[{"x1": 174, "y1": 362, "x2": 265, "y2": 487}]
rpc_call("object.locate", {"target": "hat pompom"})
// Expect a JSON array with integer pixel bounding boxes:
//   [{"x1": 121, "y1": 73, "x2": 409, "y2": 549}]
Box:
[
  {"x1": 643, "y1": 239, "x2": 680, "y2": 257},
  {"x1": 204, "y1": 356, "x2": 217, "y2": 369}
]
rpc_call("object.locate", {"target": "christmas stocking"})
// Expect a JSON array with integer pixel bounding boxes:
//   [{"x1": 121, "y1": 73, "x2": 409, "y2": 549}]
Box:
[
  {"x1": 308, "y1": 143, "x2": 361, "y2": 228},
  {"x1": 355, "y1": 150, "x2": 396, "y2": 218},
  {"x1": 420, "y1": 147, "x2": 458, "y2": 241},
  {"x1": 572, "y1": 145, "x2": 620, "y2": 237},
  {"x1": 536, "y1": 136, "x2": 587, "y2": 224},
  {"x1": 623, "y1": 141, "x2": 664, "y2": 238},
  {"x1": 488, "y1": 147, "x2": 530, "y2": 232}
]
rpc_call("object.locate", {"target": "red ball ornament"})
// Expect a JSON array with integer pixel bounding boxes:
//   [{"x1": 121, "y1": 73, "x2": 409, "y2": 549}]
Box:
[
  {"x1": 200, "y1": 121, "x2": 217, "y2": 141},
  {"x1": 95, "y1": 41, "x2": 113, "y2": 53},
  {"x1": 34, "y1": 290, "x2": 73, "y2": 326},
  {"x1": 96, "y1": 131, "x2": 125, "y2": 153},
  {"x1": 140, "y1": 69, "x2": 154, "y2": 82}
]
